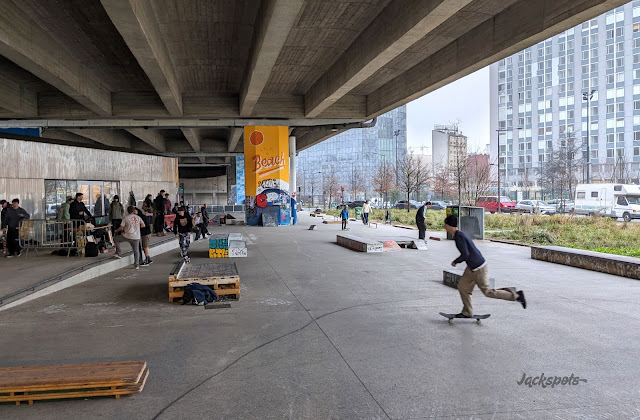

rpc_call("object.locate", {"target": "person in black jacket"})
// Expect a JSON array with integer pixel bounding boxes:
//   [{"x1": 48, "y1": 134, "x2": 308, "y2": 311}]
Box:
[
  {"x1": 173, "y1": 207, "x2": 193, "y2": 262},
  {"x1": 415, "y1": 201, "x2": 431, "y2": 240},
  {"x1": 444, "y1": 215, "x2": 526, "y2": 318},
  {"x1": 69, "y1": 193, "x2": 92, "y2": 222},
  {"x1": 201, "y1": 203, "x2": 210, "y2": 236},
  {"x1": 134, "y1": 207, "x2": 153, "y2": 265},
  {"x1": 153, "y1": 190, "x2": 167, "y2": 236},
  {"x1": 1, "y1": 198, "x2": 30, "y2": 257}
]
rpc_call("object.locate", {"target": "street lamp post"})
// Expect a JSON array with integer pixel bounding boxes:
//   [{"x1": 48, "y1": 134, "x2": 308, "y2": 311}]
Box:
[
  {"x1": 394, "y1": 129, "x2": 401, "y2": 185},
  {"x1": 582, "y1": 89, "x2": 596, "y2": 183}
]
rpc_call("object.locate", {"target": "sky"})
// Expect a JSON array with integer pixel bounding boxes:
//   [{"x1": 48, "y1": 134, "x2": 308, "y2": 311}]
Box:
[{"x1": 406, "y1": 66, "x2": 490, "y2": 155}]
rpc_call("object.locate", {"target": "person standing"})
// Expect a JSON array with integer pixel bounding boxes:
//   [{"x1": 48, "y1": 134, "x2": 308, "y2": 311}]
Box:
[
  {"x1": 57, "y1": 196, "x2": 73, "y2": 222},
  {"x1": 108, "y1": 195, "x2": 125, "y2": 235},
  {"x1": 134, "y1": 207, "x2": 153, "y2": 266},
  {"x1": 0, "y1": 200, "x2": 7, "y2": 256},
  {"x1": 201, "y1": 203, "x2": 210, "y2": 236},
  {"x1": 164, "y1": 193, "x2": 172, "y2": 215},
  {"x1": 70, "y1": 193, "x2": 92, "y2": 223},
  {"x1": 173, "y1": 207, "x2": 193, "y2": 262},
  {"x1": 1, "y1": 199, "x2": 30, "y2": 257},
  {"x1": 444, "y1": 215, "x2": 527, "y2": 318},
  {"x1": 415, "y1": 201, "x2": 431, "y2": 240},
  {"x1": 362, "y1": 200, "x2": 372, "y2": 225},
  {"x1": 340, "y1": 205, "x2": 349, "y2": 230},
  {"x1": 291, "y1": 195, "x2": 297, "y2": 225},
  {"x1": 153, "y1": 190, "x2": 167, "y2": 236},
  {"x1": 113, "y1": 205, "x2": 145, "y2": 269}
]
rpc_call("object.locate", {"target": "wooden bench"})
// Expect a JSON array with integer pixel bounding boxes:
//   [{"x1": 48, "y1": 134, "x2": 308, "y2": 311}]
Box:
[
  {"x1": 336, "y1": 234, "x2": 383, "y2": 253},
  {"x1": 531, "y1": 246, "x2": 640, "y2": 279},
  {"x1": 0, "y1": 361, "x2": 148, "y2": 405}
]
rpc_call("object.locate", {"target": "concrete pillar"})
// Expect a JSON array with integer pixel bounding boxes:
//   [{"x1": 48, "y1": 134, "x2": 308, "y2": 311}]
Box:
[
  {"x1": 243, "y1": 126, "x2": 290, "y2": 226},
  {"x1": 289, "y1": 135, "x2": 296, "y2": 197}
]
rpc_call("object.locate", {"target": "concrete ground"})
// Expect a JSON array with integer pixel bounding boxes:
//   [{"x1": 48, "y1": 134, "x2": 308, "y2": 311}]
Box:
[{"x1": 1, "y1": 212, "x2": 639, "y2": 419}]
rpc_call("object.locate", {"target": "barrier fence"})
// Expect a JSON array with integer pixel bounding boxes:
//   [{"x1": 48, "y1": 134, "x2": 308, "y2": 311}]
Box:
[{"x1": 19, "y1": 219, "x2": 90, "y2": 258}]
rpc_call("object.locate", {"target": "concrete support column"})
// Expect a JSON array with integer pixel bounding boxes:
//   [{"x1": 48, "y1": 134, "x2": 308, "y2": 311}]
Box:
[
  {"x1": 243, "y1": 126, "x2": 290, "y2": 226},
  {"x1": 289, "y1": 135, "x2": 296, "y2": 197}
]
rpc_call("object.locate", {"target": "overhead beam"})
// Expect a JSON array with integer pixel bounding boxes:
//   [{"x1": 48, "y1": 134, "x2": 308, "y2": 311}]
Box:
[
  {"x1": 367, "y1": 0, "x2": 628, "y2": 117},
  {"x1": 40, "y1": 129, "x2": 101, "y2": 146},
  {"x1": 228, "y1": 128, "x2": 243, "y2": 153},
  {"x1": 297, "y1": 129, "x2": 347, "y2": 151},
  {"x1": 239, "y1": 0, "x2": 305, "y2": 117},
  {"x1": 125, "y1": 128, "x2": 166, "y2": 151},
  {"x1": 0, "y1": 62, "x2": 37, "y2": 116},
  {"x1": 101, "y1": 0, "x2": 182, "y2": 116},
  {"x1": 0, "y1": 2, "x2": 111, "y2": 116},
  {"x1": 66, "y1": 129, "x2": 133, "y2": 149},
  {"x1": 181, "y1": 128, "x2": 205, "y2": 163},
  {"x1": 304, "y1": 0, "x2": 473, "y2": 118}
]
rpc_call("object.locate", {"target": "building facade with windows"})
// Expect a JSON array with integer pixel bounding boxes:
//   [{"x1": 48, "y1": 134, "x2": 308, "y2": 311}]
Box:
[
  {"x1": 432, "y1": 124, "x2": 468, "y2": 168},
  {"x1": 490, "y1": 1, "x2": 640, "y2": 199},
  {"x1": 295, "y1": 106, "x2": 407, "y2": 207}
]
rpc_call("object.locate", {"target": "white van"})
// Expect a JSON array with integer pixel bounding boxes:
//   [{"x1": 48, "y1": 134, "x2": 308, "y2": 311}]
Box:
[{"x1": 574, "y1": 183, "x2": 640, "y2": 221}]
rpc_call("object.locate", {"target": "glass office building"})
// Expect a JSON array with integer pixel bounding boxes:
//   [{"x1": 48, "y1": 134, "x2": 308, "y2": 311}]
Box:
[
  {"x1": 296, "y1": 106, "x2": 407, "y2": 206},
  {"x1": 490, "y1": 1, "x2": 640, "y2": 198}
]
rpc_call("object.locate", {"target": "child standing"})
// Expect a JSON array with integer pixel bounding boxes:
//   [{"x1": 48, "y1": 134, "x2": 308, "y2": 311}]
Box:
[{"x1": 340, "y1": 205, "x2": 349, "y2": 230}]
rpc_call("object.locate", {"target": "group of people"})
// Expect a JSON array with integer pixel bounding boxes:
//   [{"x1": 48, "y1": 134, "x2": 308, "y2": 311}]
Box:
[{"x1": 1, "y1": 199, "x2": 30, "y2": 257}]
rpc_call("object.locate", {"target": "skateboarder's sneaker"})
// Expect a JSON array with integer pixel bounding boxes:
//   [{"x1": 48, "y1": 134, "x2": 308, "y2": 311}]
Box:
[
  {"x1": 454, "y1": 313, "x2": 471, "y2": 318},
  {"x1": 517, "y1": 290, "x2": 527, "y2": 309}
]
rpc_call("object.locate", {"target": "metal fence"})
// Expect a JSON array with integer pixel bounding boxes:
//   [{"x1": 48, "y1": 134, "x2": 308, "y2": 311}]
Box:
[
  {"x1": 188, "y1": 205, "x2": 245, "y2": 214},
  {"x1": 19, "y1": 219, "x2": 89, "y2": 258}
]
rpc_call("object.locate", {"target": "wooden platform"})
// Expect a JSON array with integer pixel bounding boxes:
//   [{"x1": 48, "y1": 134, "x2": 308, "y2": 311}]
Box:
[
  {"x1": 169, "y1": 262, "x2": 240, "y2": 302},
  {"x1": 0, "y1": 361, "x2": 148, "y2": 405}
]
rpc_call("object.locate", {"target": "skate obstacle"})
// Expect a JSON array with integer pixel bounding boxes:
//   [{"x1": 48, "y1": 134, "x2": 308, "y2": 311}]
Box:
[
  {"x1": 336, "y1": 234, "x2": 383, "y2": 253},
  {"x1": 531, "y1": 245, "x2": 640, "y2": 280},
  {"x1": 209, "y1": 233, "x2": 247, "y2": 258},
  {"x1": 0, "y1": 361, "x2": 149, "y2": 405},
  {"x1": 169, "y1": 261, "x2": 240, "y2": 302}
]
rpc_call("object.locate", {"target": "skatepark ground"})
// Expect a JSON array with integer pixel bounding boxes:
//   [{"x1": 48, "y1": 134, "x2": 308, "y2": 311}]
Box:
[{"x1": 1, "y1": 211, "x2": 638, "y2": 419}]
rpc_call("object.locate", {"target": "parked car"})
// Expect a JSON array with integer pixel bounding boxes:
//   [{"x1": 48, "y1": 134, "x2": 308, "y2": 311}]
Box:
[
  {"x1": 515, "y1": 200, "x2": 556, "y2": 214},
  {"x1": 394, "y1": 200, "x2": 421, "y2": 209},
  {"x1": 429, "y1": 201, "x2": 448, "y2": 210},
  {"x1": 475, "y1": 196, "x2": 516, "y2": 213},
  {"x1": 347, "y1": 200, "x2": 365, "y2": 209},
  {"x1": 547, "y1": 199, "x2": 574, "y2": 213}
]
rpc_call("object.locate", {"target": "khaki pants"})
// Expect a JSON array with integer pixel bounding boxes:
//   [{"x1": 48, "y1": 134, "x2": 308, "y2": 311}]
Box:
[{"x1": 458, "y1": 265, "x2": 517, "y2": 316}]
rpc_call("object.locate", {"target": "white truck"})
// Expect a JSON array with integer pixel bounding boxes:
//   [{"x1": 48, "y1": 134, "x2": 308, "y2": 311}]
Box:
[{"x1": 574, "y1": 183, "x2": 640, "y2": 221}]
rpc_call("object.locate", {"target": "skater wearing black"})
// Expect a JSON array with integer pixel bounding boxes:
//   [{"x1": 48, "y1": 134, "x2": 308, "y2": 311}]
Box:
[
  {"x1": 444, "y1": 215, "x2": 526, "y2": 318},
  {"x1": 415, "y1": 201, "x2": 430, "y2": 240},
  {"x1": 173, "y1": 207, "x2": 193, "y2": 261}
]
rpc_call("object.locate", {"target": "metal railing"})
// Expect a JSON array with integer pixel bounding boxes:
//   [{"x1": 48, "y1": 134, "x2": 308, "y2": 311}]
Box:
[{"x1": 19, "y1": 219, "x2": 89, "y2": 258}]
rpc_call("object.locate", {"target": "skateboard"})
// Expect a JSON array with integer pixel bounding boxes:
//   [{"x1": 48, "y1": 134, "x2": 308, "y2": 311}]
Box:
[{"x1": 439, "y1": 312, "x2": 490, "y2": 324}]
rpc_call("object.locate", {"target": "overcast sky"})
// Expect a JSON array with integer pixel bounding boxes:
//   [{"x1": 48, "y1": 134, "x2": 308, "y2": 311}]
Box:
[{"x1": 406, "y1": 66, "x2": 490, "y2": 155}]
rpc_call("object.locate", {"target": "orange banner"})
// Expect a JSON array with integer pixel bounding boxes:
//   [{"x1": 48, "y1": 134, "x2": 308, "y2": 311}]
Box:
[{"x1": 244, "y1": 126, "x2": 290, "y2": 195}]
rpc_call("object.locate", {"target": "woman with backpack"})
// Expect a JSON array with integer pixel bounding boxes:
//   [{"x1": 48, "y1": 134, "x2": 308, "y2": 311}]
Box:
[{"x1": 108, "y1": 195, "x2": 124, "y2": 235}]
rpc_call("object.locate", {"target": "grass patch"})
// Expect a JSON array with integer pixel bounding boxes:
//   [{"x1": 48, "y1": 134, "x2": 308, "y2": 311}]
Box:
[{"x1": 322, "y1": 209, "x2": 640, "y2": 258}]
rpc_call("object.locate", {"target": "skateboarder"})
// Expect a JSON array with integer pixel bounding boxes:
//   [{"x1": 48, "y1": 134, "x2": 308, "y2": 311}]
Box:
[
  {"x1": 173, "y1": 207, "x2": 193, "y2": 262},
  {"x1": 340, "y1": 205, "x2": 349, "y2": 230},
  {"x1": 444, "y1": 215, "x2": 526, "y2": 318},
  {"x1": 415, "y1": 201, "x2": 431, "y2": 240}
]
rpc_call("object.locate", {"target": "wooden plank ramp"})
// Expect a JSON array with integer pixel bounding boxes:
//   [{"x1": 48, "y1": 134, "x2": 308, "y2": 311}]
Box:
[
  {"x1": 0, "y1": 361, "x2": 148, "y2": 405},
  {"x1": 169, "y1": 262, "x2": 241, "y2": 302}
]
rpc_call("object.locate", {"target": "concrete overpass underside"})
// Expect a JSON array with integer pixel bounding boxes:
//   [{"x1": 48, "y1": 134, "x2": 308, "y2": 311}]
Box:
[{"x1": 0, "y1": 0, "x2": 628, "y2": 164}]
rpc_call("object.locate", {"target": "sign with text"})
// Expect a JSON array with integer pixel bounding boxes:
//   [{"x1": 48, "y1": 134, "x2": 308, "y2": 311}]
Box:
[{"x1": 244, "y1": 126, "x2": 290, "y2": 195}]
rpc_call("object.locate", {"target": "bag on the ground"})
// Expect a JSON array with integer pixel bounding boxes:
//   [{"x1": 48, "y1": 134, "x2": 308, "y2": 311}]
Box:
[{"x1": 85, "y1": 242, "x2": 99, "y2": 257}]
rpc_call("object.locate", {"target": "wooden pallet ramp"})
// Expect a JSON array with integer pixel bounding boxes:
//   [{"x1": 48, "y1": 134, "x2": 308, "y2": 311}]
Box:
[
  {"x1": 0, "y1": 361, "x2": 148, "y2": 405},
  {"x1": 169, "y1": 262, "x2": 241, "y2": 302}
]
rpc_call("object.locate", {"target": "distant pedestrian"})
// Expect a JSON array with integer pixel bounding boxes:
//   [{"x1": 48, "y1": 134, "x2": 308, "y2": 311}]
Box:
[
  {"x1": 113, "y1": 205, "x2": 145, "y2": 269},
  {"x1": 201, "y1": 203, "x2": 210, "y2": 235},
  {"x1": 173, "y1": 207, "x2": 193, "y2": 262},
  {"x1": 362, "y1": 200, "x2": 372, "y2": 225},
  {"x1": 0, "y1": 200, "x2": 7, "y2": 255},
  {"x1": 340, "y1": 205, "x2": 349, "y2": 230},
  {"x1": 415, "y1": 201, "x2": 431, "y2": 240},
  {"x1": 444, "y1": 215, "x2": 527, "y2": 318},
  {"x1": 164, "y1": 193, "x2": 172, "y2": 215},
  {"x1": 291, "y1": 195, "x2": 297, "y2": 225},
  {"x1": 57, "y1": 196, "x2": 73, "y2": 222},
  {"x1": 153, "y1": 190, "x2": 167, "y2": 236},
  {"x1": 1, "y1": 199, "x2": 30, "y2": 257},
  {"x1": 108, "y1": 195, "x2": 124, "y2": 235}
]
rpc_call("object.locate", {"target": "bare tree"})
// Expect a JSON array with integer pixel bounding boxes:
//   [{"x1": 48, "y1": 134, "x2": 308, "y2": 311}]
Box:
[
  {"x1": 463, "y1": 154, "x2": 492, "y2": 205},
  {"x1": 431, "y1": 161, "x2": 453, "y2": 201},
  {"x1": 308, "y1": 173, "x2": 320, "y2": 207},
  {"x1": 348, "y1": 167, "x2": 365, "y2": 201},
  {"x1": 323, "y1": 166, "x2": 340, "y2": 208},
  {"x1": 397, "y1": 152, "x2": 430, "y2": 212},
  {"x1": 372, "y1": 160, "x2": 394, "y2": 206}
]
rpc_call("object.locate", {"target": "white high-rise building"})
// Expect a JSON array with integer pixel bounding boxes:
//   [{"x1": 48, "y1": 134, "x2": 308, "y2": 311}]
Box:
[
  {"x1": 490, "y1": 1, "x2": 640, "y2": 199},
  {"x1": 432, "y1": 124, "x2": 468, "y2": 169}
]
